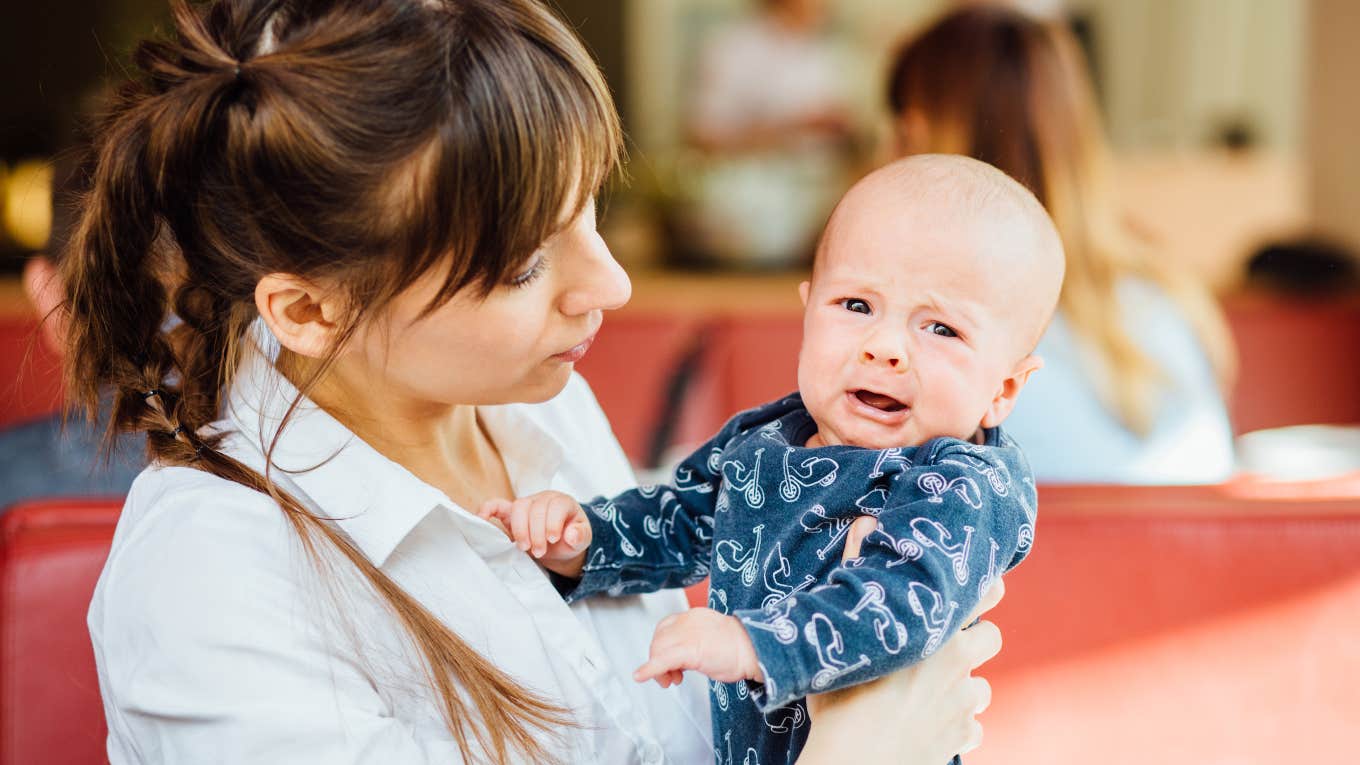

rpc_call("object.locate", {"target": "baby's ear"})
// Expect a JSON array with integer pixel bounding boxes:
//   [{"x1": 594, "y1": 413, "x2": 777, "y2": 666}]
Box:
[{"x1": 980, "y1": 354, "x2": 1043, "y2": 429}]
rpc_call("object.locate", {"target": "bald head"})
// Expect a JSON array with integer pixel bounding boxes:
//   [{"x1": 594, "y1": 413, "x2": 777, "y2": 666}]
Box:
[{"x1": 818, "y1": 154, "x2": 1065, "y2": 353}]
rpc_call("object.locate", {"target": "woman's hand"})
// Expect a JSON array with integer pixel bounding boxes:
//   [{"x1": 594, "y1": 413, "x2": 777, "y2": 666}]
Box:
[
  {"x1": 799, "y1": 516, "x2": 1005, "y2": 763},
  {"x1": 477, "y1": 491, "x2": 592, "y2": 578}
]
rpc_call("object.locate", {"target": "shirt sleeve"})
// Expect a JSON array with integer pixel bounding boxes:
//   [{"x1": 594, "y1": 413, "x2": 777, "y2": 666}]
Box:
[
  {"x1": 91, "y1": 475, "x2": 470, "y2": 764},
  {"x1": 731, "y1": 440, "x2": 1036, "y2": 712},
  {"x1": 562, "y1": 412, "x2": 756, "y2": 603}
]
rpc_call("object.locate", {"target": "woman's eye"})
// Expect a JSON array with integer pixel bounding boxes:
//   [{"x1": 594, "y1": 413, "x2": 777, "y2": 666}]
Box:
[
  {"x1": 927, "y1": 322, "x2": 958, "y2": 338},
  {"x1": 509, "y1": 255, "x2": 548, "y2": 288},
  {"x1": 841, "y1": 298, "x2": 872, "y2": 315}
]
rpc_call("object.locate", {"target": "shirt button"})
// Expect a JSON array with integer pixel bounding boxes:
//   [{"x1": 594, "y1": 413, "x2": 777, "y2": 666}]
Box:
[{"x1": 640, "y1": 741, "x2": 663, "y2": 764}]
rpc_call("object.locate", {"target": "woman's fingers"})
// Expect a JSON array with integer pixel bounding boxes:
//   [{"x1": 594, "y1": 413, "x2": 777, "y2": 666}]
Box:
[
  {"x1": 958, "y1": 717, "x2": 984, "y2": 755},
  {"x1": 840, "y1": 515, "x2": 879, "y2": 561},
  {"x1": 964, "y1": 578, "x2": 1005, "y2": 624},
  {"x1": 958, "y1": 619, "x2": 1002, "y2": 671},
  {"x1": 969, "y1": 675, "x2": 992, "y2": 714}
]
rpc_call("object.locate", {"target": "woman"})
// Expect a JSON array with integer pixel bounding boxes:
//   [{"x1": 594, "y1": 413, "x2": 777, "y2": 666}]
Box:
[
  {"x1": 886, "y1": 6, "x2": 1237, "y2": 484},
  {"x1": 65, "y1": 0, "x2": 998, "y2": 761}
]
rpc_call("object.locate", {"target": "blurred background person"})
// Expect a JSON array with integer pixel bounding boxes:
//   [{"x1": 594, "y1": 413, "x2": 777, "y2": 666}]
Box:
[
  {"x1": 677, "y1": 0, "x2": 858, "y2": 269},
  {"x1": 885, "y1": 4, "x2": 1237, "y2": 484},
  {"x1": 0, "y1": 151, "x2": 143, "y2": 510}
]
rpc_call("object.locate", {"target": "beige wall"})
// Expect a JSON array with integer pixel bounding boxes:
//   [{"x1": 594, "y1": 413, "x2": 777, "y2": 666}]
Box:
[
  {"x1": 1309, "y1": 0, "x2": 1360, "y2": 250},
  {"x1": 625, "y1": 0, "x2": 1306, "y2": 155}
]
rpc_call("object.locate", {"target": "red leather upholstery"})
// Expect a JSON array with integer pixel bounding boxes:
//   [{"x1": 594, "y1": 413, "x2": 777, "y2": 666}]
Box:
[
  {"x1": 973, "y1": 482, "x2": 1360, "y2": 763},
  {"x1": 576, "y1": 315, "x2": 713, "y2": 464},
  {"x1": 0, "y1": 316, "x2": 63, "y2": 430},
  {"x1": 1224, "y1": 295, "x2": 1360, "y2": 433},
  {"x1": 707, "y1": 315, "x2": 802, "y2": 415},
  {"x1": 4, "y1": 486, "x2": 1358, "y2": 763},
  {"x1": 0, "y1": 498, "x2": 120, "y2": 765}
]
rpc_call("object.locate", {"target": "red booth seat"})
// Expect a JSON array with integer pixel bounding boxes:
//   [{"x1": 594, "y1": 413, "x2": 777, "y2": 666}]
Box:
[
  {"x1": 5, "y1": 484, "x2": 1360, "y2": 763},
  {"x1": 0, "y1": 498, "x2": 120, "y2": 765},
  {"x1": 973, "y1": 482, "x2": 1360, "y2": 764}
]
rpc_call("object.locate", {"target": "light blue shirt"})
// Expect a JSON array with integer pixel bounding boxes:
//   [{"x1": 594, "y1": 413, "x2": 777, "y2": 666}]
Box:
[
  {"x1": 0, "y1": 411, "x2": 143, "y2": 511},
  {"x1": 1005, "y1": 279, "x2": 1235, "y2": 484}
]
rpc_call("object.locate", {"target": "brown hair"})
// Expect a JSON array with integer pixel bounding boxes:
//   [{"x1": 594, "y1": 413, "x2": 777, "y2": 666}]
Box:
[
  {"x1": 886, "y1": 5, "x2": 1235, "y2": 434},
  {"x1": 60, "y1": 0, "x2": 621, "y2": 760}
]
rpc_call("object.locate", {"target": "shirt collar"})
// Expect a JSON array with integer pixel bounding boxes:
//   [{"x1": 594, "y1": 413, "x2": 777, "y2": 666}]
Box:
[{"x1": 222, "y1": 321, "x2": 565, "y2": 567}]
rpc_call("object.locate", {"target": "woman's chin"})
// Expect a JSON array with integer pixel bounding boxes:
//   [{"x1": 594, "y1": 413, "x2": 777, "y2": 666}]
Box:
[{"x1": 515, "y1": 365, "x2": 575, "y2": 404}]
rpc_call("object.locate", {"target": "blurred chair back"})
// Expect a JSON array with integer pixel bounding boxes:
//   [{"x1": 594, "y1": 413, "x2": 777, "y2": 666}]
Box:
[
  {"x1": 0, "y1": 498, "x2": 119, "y2": 765},
  {"x1": 0, "y1": 316, "x2": 63, "y2": 430},
  {"x1": 974, "y1": 481, "x2": 1360, "y2": 764},
  {"x1": 575, "y1": 315, "x2": 719, "y2": 464},
  {"x1": 1225, "y1": 294, "x2": 1360, "y2": 433}
]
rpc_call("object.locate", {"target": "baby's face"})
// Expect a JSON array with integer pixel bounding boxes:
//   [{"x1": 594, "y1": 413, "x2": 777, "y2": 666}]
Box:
[{"x1": 797, "y1": 195, "x2": 1043, "y2": 450}]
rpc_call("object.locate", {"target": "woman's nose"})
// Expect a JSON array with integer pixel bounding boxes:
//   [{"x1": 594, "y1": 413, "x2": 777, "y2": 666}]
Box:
[{"x1": 559, "y1": 235, "x2": 632, "y2": 317}]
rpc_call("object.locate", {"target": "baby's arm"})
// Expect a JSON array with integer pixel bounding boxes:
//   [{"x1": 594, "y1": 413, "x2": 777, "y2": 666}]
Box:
[
  {"x1": 495, "y1": 413, "x2": 753, "y2": 602},
  {"x1": 733, "y1": 443, "x2": 1035, "y2": 712}
]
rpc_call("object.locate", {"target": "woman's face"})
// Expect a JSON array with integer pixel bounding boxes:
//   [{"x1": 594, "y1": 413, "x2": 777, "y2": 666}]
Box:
[{"x1": 345, "y1": 197, "x2": 631, "y2": 410}]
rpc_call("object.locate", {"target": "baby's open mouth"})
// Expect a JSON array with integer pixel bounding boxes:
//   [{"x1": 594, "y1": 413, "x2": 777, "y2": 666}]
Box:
[{"x1": 853, "y1": 390, "x2": 908, "y2": 412}]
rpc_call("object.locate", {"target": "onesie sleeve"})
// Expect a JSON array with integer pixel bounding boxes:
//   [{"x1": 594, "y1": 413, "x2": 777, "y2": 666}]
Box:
[
  {"x1": 732, "y1": 437, "x2": 1037, "y2": 711},
  {"x1": 561, "y1": 411, "x2": 752, "y2": 603}
]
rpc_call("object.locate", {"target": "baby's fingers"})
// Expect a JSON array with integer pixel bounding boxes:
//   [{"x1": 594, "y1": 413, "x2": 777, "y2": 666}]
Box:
[
  {"x1": 543, "y1": 497, "x2": 576, "y2": 546},
  {"x1": 655, "y1": 669, "x2": 685, "y2": 688},
  {"x1": 477, "y1": 498, "x2": 511, "y2": 521},
  {"x1": 477, "y1": 499, "x2": 513, "y2": 536},
  {"x1": 562, "y1": 515, "x2": 590, "y2": 551},
  {"x1": 509, "y1": 498, "x2": 534, "y2": 552},
  {"x1": 527, "y1": 495, "x2": 554, "y2": 557},
  {"x1": 634, "y1": 657, "x2": 680, "y2": 684}
]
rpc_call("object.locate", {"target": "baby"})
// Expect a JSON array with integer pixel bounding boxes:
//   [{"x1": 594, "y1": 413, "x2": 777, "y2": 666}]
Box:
[{"x1": 482, "y1": 154, "x2": 1064, "y2": 764}]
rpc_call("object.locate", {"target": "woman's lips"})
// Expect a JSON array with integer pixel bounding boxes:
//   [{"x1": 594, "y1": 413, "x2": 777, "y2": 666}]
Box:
[
  {"x1": 553, "y1": 334, "x2": 596, "y2": 363},
  {"x1": 844, "y1": 390, "x2": 911, "y2": 425}
]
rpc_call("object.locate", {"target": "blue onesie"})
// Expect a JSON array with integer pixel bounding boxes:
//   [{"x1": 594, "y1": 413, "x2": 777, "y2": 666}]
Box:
[{"x1": 565, "y1": 393, "x2": 1036, "y2": 765}]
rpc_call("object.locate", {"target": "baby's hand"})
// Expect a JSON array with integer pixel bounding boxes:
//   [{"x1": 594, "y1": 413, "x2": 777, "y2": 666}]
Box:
[
  {"x1": 634, "y1": 608, "x2": 763, "y2": 688},
  {"x1": 478, "y1": 491, "x2": 591, "y2": 579}
]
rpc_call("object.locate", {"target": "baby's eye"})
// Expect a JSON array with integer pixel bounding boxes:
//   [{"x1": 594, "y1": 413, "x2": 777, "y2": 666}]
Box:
[
  {"x1": 927, "y1": 322, "x2": 958, "y2": 338},
  {"x1": 840, "y1": 298, "x2": 872, "y2": 315}
]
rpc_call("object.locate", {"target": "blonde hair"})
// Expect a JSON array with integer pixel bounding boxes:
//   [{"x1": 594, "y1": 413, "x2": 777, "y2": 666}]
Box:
[{"x1": 887, "y1": 5, "x2": 1235, "y2": 434}]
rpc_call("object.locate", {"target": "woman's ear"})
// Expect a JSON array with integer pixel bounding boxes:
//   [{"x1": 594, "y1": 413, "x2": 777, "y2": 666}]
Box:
[
  {"x1": 22, "y1": 256, "x2": 67, "y2": 353},
  {"x1": 799, "y1": 280, "x2": 811, "y2": 306},
  {"x1": 254, "y1": 274, "x2": 345, "y2": 359},
  {"x1": 980, "y1": 354, "x2": 1043, "y2": 429}
]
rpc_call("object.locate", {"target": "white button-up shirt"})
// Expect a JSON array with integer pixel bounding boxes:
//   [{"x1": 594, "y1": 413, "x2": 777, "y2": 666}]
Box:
[{"x1": 89, "y1": 342, "x2": 712, "y2": 763}]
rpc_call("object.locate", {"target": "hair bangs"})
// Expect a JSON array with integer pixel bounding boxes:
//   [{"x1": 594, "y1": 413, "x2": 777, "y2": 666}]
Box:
[{"x1": 378, "y1": 0, "x2": 621, "y2": 315}]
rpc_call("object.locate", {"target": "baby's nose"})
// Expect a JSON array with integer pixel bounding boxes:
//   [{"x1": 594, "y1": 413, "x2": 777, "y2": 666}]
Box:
[{"x1": 862, "y1": 350, "x2": 905, "y2": 368}]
